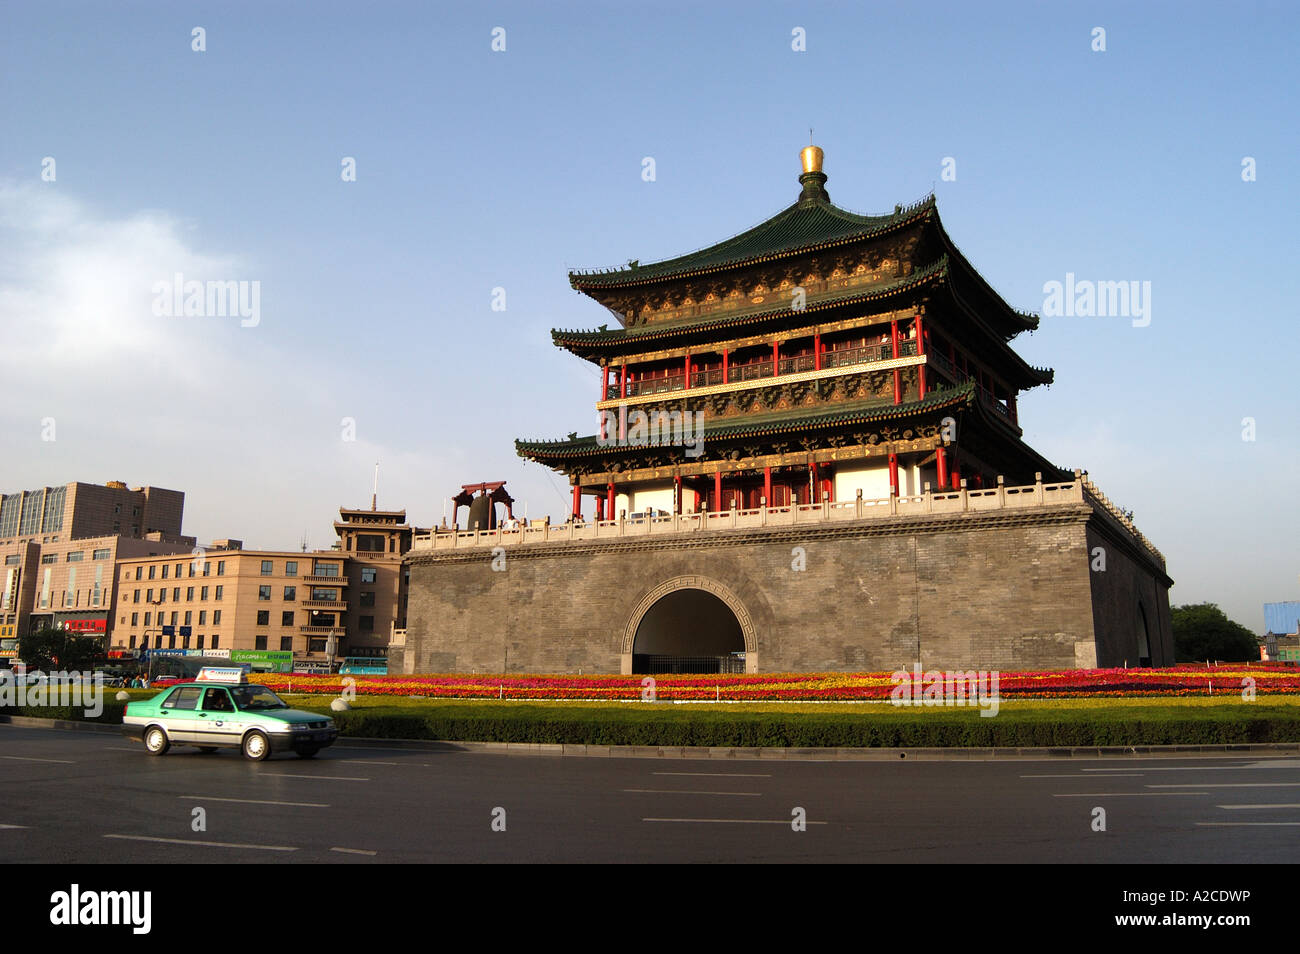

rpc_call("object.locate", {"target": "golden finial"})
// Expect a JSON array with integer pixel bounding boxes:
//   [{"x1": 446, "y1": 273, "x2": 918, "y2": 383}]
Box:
[{"x1": 801, "y1": 143, "x2": 824, "y2": 175}]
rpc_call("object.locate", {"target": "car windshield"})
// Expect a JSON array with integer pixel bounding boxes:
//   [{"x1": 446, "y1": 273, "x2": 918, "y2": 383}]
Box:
[{"x1": 230, "y1": 685, "x2": 288, "y2": 711}]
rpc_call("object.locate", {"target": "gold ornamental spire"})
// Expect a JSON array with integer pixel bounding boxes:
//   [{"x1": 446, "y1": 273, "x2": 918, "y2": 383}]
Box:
[{"x1": 800, "y1": 144, "x2": 824, "y2": 174}]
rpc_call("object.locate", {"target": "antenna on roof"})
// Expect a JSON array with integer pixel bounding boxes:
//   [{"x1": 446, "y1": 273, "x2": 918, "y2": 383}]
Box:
[
  {"x1": 372, "y1": 461, "x2": 379, "y2": 511},
  {"x1": 300, "y1": 531, "x2": 308, "y2": 553}
]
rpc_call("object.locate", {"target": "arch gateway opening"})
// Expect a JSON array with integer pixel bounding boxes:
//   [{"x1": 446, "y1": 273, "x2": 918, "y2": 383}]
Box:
[{"x1": 632, "y1": 588, "x2": 746, "y2": 674}]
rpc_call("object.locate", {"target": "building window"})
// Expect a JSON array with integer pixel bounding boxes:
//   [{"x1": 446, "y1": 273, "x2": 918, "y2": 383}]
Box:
[
  {"x1": 308, "y1": 638, "x2": 327, "y2": 653},
  {"x1": 93, "y1": 548, "x2": 111, "y2": 561},
  {"x1": 182, "y1": 634, "x2": 190, "y2": 649},
  {"x1": 155, "y1": 635, "x2": 162, "y2": 649},
  {"x1": 203, "y1": 561, "x2": 211, "y2": 577},
  {"x1": 170, "y1": 611, "x2": 178, "y2": 626},
  {"x1": 200, "y1": 586, "x2": 208, "y2": 600},
  {"x1": 196, "y1": 634, "x2": 205, "y2": 650},
  {"x1": 158, "y1": 589, "x2": 166, "y2": 603},
  {"x1": 167, "y1": 634, "x2": 176, "y2": 649},
  {"x1": 131, "y1": 612, "x2": 138, "y2": 626},
  {"x1": 258, "y1": 585, "x2": 271, "y2": 601},
  {"x1": 215, "y1": 586, "x2": 223, "y2": 601},
  {"x1": 148, "y1": 565, "x2": 155, "y2": 580},
  {"x1": 257, "y1": 610, "x2": 270, "y2": 626},
  {"x1": 360, "y1": 615, "x2": 375, "y2": 632},
  {"x1": 133, "y1": 589, "x2": 140, "y2": 603},
  {"x1": 41, "y1": 553, "x2": 57, "y2": 565},
  {"x1": 359, "y1": 591, "x2": 375, "y2": 608},
  {"x1": 129, "y1": 635, "x2": 136, "y2": 649},
  {"x1": 255, "y1": 635, "x2": 267, "y2": 650},
  {"x1": 280, "y1": 636, "x2": 293, "y2": 651},
  {"x1": 261, "y1": 560, "x2": 274, "y2": 576},
  {"x1": 176, "y1": 563, "x2": 184, "y2": 578},
  {"x1": 161, "y1": 564, "x2": 168, "y2": 579},
  {"x1": 283, "y1": 586, "x2": 296, "y2": 601},
  {"x1": 281, "y1": 611, "x2": 294, "y2": 627},
  {"x1": 146, "y1": 589, "x2": 153, "y2": 602},
  {"x1": 217, "y1": 561, "x2": 225, "y2": 576},
  {"x1": 311, "y1": 561, "x2": 339, "y2": 577},
  {"x1": 172, "y1": 587, "x2": 180, "y2": 601},
  {"x1": 66, "y1": 551, "x2": 83, "y2": 563},
  {"x1": 361, "y1": 567, "x2": 377, "y2": 584},
  {"x1": 357, "y1": 534, "x2": 385, "y2": 552},
  {"x1": 211, "y1": 635, "x2": 219, "y2": 649},
  {"x1": 285, "y1": 561, "x2": 298, "y2": 577},
  {"x1": 135, "y1": 567, "x2": 142, "y2": 580},
  {"x1": 186, "y1": 587, "x2": 194, "y2": 601},
  {"x1": 311, "y1": 588, "x2": 338, "y2": 602},
  {"x1": 198, "y1": 611, "x2": 206, "y2": 625},
  {"x1": 183, "y1": 611, "x2": 192, "y2": 626},
  {"x1": 212, "y1": 610, "x2": 221, "y2": 625}
]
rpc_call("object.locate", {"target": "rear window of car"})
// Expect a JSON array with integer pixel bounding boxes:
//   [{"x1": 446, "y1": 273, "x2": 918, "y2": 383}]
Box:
[{"x1": 163, "y1": 687, "x2": 202, "y2": 710}]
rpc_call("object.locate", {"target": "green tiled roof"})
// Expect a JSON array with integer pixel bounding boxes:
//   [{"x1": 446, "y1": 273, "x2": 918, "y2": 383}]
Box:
[
  {"x1": 515, "y1": 383, "x2": 978, "y2": 461},
  {"x1": 569, "y1": 195, "x2": 936, "y2": 289},
  {"x1": 554, "y1": 256, "x2": 951, "y2": 347}
]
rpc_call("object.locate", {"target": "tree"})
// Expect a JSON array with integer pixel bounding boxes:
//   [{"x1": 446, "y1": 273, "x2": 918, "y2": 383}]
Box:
[
  {"x1": 17, "y1": 626, "x2": 105, "y2": 672},
  {"x1": 1172, "y1": 603, "x2": 1259, "y2": 663}
]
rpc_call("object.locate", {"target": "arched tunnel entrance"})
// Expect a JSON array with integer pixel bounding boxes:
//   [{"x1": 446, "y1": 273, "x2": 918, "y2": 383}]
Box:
[{"x1": 631, "y1": 588, "x2": 747, "y2": 674}]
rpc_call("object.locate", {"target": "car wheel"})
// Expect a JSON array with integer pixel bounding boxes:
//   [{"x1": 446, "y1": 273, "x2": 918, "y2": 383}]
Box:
[
  {"x1": 241, "y1": 731, "x2": 270, "y2": 762},
  {"x1": 197, "y1": 747, "x2": 219, "y2": 754},
  {"x1": 144, "y1": 726, "x2": 170, "y2": 756},
  {"x1": 295, "y1": 747, "x2": 320, "y2": 759}
]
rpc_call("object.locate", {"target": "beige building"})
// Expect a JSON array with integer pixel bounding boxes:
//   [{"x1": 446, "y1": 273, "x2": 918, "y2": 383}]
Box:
[
  {"x1": 0, "y1": 480, "x2": 193, "y2": 647},
  {"x1": 109, "y1": 548, "x2": 349, "y2": 665}
]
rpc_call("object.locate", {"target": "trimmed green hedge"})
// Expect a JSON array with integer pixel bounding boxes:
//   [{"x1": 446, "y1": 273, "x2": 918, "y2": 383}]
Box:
[{"x1": 315, "y1": 702, "x2": 1300, "y2": 748}]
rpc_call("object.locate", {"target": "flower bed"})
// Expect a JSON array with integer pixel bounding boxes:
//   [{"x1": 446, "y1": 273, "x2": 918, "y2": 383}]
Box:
[{"x1": 253, "y1": 665, "x2": 1300, "y2": 701}]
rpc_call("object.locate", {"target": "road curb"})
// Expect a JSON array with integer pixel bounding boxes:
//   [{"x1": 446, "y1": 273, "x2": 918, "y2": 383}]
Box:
[{"x1": 6, "y1": 716, "x2": 1300, "y2": 760}]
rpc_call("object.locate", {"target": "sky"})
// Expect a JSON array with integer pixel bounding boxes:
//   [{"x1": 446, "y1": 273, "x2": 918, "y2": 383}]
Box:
[{"x1": 1, "y1": 0, "x2": 1296, "y2": 631}]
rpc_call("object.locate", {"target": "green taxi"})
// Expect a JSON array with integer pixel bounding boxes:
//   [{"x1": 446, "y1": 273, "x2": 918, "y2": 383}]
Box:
[{"x1": 122, "y1": 667, "x2": 338, "y2": 761}]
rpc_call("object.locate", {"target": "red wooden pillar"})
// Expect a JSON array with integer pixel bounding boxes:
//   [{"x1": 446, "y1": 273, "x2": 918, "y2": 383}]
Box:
[
  {"x1": 822, "y1": 472, "x2": 834, "y2": 502},
  {"x1": 673, "y1": 475, "x2": 682, "y2": 514},
  {"x1": 951, "y1": 462, "x2": 961, "y2": 490},
  {"x1": 889, "y1": 453, "x2": 899, "y2": 497},
  {"x1": 571, "y1": 484, "x2": 581, "y2": 520},
  {"x1": 891, "y1": 320, "x2": 901, "y2": 404},
  {"x1": 772, "y1": 340, "x2": 780, "y2": 377},
  {"x1": 684, "y1": 352, "x2": 692, "y2": 389},
  {"x1": 763, "y1": 466, "x2": 772, "y2": 504},
  {"x1": 606, "y1": 481, "x2": 615, "y2": 518},
  {"x1": 814, "y1": 332, "x2": 821, "y2": 370},
  {"x1": 722, "y1": 349, "x2": 730, "y2": 382},
  {"x1": 810, "y1": 461, "x2": 819, "y2": 503},
  {"x1": 601, "y1": 365, "x2": 610, "y2": 401},
  {"x1": 936, "y1": 446, "x2": 949, "y2": 489},
  {"x1": 595, "y1": 496, "x2": 604, "y2": 521},
  {"x1": 915, "y1": 315, "x2": 927, "y2": 398},
  {"x1": 620, "y1": 365, "x2": 627, "y2": 398},
  {"x1": 713, "y1": 471, "x2": 722, "y2": 511}
]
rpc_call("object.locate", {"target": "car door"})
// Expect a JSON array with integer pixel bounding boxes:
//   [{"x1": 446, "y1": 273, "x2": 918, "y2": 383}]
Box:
[
  {"x1": 196, "y1": 687, "x2": 241, "y2": 746},
  {"x1": 157, "y1": 686, "x2": 204, "y2": 742}
]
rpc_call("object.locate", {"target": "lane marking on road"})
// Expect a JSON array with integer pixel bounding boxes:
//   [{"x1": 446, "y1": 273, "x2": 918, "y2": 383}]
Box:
[
  {"x1": 267, "y1": 774, "x2": 369, "y2": 782},
  {"x1": 653, "y1": 772, "x2": 771, "y2": 778},
  {"x1": 106, "y1": 747, "x2": 141, "y2": 752},
  {"x1": 104, "y1": 834, "x2": 297, "y2": 851},
  {"x1": 330, "y1": 847, "x2": 378, "y2": 856},
  {"x1": 1022, "y1": 774, "x2": 1144, "y2": 778},
  {"x1": 1052, "y1": 792, "x2": 1209, "y2": 797},
  {"x1": 1217, "y1": 804, "x2": 1300, "y2": 810},
  {"x1": 177, "y1": 795, "x2": 329, "y2": 808},
  {"x1": 338, "y1": 760, "x2": 401, "y2": 766},
  {"x1": 0, "y1": 755, "x2": 74, "y2": 764},
  {"x1": 623, "y1": 789, "x2": 761, "y2": 796},
  {"x1": 1084, "y1": 764, "x2": 1299, "y2": 773},
  {"x1": 0, "y1": 824, "x2": 29, "y2": 830},
  {"x1": 643, "y1": 817, "x2": 828, "y2": 824},
  {"x1": 1149, "y1": 783, "x2": 1300, "y2": 789},
  {"x1": 1196, "y1": 822, "x2": 1300, "y2": 827}
]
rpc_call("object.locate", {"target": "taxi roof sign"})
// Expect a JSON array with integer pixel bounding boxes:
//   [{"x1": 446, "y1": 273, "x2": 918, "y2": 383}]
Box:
[{"x1": 194, "y1": 666, "x2": 250, "y2": 684}]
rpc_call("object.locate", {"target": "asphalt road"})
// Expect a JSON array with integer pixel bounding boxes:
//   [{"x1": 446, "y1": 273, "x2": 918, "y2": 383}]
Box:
[{"x1": 2, "y1": 726, "x2": 1298, "y2": 863}]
